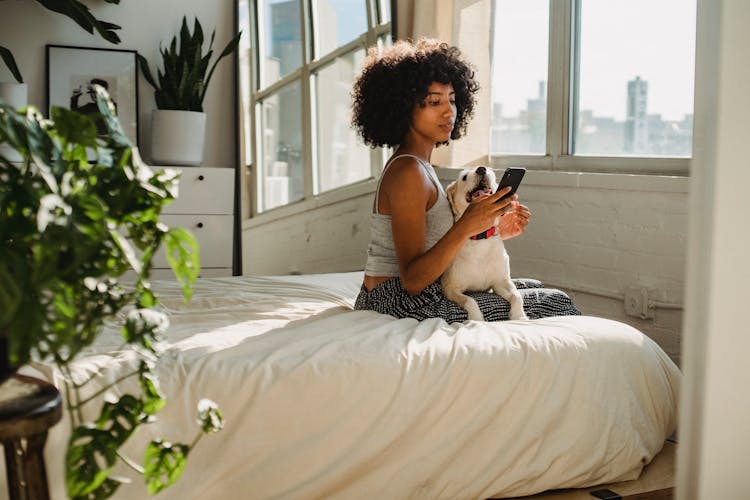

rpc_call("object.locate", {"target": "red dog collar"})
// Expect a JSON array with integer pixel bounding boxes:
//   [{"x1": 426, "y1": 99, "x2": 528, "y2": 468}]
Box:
[{"x1": 470, "y1": 226, "x2": 498, "y2": 240}]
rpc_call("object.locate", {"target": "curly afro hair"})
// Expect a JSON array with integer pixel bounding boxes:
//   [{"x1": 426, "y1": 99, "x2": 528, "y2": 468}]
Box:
[{"x1": 351, "y1": 38, "x2": 480, "y2": 148}]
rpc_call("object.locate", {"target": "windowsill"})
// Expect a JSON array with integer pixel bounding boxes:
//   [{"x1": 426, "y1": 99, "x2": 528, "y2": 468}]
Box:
[
  {"x1": 242, "y1": 168, "x2": 689, "y2": 229},
  {"x1": 435, "y1": 167, "x2": 689, "y2": 193},
  {"x1": 242, "y1": 177, "x2": 378, "y2": 229}
]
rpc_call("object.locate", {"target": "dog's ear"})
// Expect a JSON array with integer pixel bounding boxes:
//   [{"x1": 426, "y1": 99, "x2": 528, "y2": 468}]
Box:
[{"x1": 445, "y1": 181, "x2": 461, "y2": 219}]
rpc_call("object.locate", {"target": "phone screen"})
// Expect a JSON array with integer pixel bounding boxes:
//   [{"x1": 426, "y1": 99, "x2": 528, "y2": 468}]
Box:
[{"x1": 495, "y1": 167, "x2": 526, "y2": 203}]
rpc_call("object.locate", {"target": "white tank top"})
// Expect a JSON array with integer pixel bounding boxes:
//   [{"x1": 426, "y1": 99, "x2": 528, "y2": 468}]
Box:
[{"x1": 364, "y1": 154, "x2": 454, "y2": 277}]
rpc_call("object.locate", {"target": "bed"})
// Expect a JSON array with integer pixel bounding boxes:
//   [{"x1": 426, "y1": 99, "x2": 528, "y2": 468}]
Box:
[{"x1": 15, "y1": 271, "x2": 679, "y2": 499}]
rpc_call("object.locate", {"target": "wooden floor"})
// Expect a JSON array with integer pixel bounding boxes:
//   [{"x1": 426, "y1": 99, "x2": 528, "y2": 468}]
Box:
[{"x1": 503, "y1": 441, "x2": 676, "y2": 500}]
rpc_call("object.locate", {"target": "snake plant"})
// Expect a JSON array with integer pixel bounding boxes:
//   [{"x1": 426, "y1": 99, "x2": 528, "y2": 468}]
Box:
[{"x1": 138, "y1": 16, "x2": 242, "y2": 112}]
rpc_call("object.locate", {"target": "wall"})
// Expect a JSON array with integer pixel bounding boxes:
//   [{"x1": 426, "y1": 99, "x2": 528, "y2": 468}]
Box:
[
  {"x1": 242, "y1": 181, "x2": 375, "y2": 275},
  {"x1": 242, "y1": 170, "x2": 687, "y2": 364},
  {"x1": 0, "y1": 0, "x2": 235, "y2": 168},
  {"x1": 503, "y1": 170, "x2": 687, "y2": 364},
  {"x1": 677, "y1": 0, "x2": 750, "y2": 497}
]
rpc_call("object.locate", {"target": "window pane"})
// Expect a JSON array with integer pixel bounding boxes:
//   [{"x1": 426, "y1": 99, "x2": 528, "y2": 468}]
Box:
[
  {"x1": 573, "y1": 0, "x2": 696, "y2": 157},
  {"x1": 258, "y1": 81, "x2": 303, "y2": 211},
  {"x1": 490, "y1": 0, "x2": 549, "y2": 155},
  {"x1": 261, "y1": 0, "x2": 303, "y2": 87},
  {"x1": 313, "y1": 0, "x2": 368, "y2": 57},
  {"x1": 378, "y1": 0, "x2": 391, "y2": 25},
  {"x1": 314, "y1": 50, "x2": 370, "y2": 193}
]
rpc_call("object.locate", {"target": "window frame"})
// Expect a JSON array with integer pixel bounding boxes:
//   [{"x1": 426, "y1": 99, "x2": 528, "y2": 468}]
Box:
[
  {"x1": 245, "y1": 0, "x2": 391, "y2": 217},
  {"x1": 488, "y1": 0, "x2": 691, "y2": 176}
]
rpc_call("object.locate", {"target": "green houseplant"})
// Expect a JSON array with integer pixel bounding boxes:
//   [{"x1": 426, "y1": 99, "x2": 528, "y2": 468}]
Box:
[
  {"x1": 138, "y1": 16, "x2": 241, "y2": 166},
  {"x1": 0, "y1": 87, "x2": 223, "y2": 498}
]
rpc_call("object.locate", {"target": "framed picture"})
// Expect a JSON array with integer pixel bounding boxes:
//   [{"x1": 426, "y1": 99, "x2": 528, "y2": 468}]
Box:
[{"x1": 46, "y1": 45, "x2": 139, "y2": 146}]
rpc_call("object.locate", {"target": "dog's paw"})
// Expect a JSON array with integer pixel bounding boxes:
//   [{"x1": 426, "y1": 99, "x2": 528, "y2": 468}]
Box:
[
  {"x1": 510, "y1": 311, "x2": 529, "y2": 321},
  {"x1": 467, "y1": 310, "x2": 485, "y2": 321},
  {"x1": 458, "y1": 297, "x2": 485, "y2": 321}
]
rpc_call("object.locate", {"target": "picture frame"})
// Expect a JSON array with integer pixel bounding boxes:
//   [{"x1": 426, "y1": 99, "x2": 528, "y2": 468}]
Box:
[{"x1": 46, "y1": 44, "x2": 139, "y2": 147}]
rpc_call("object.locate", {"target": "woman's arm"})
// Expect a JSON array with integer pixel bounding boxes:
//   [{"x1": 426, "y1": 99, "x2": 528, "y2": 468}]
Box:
[{"x1": 382, "y1": 158, "x2": 513, "y2": 295}]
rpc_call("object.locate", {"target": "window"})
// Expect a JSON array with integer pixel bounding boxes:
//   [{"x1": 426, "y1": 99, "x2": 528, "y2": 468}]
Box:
[
  {"x1": 241, "y1": 0, "x2": 391, "y2": 214},
  {"x1": 491, "y1": 0, "x2": 549, "y2": 155},
  {"x1": 260, "y1": 0, "x2": 304, "y2": 87},
  {"x1": 490, "y1": 0, "x2": 696, "y2": 173},
  {"x1": 258, "y1": 81, "x2": 303, "y2": 209},
  {"x1": 313, "y1": 49, "x2": 370, "y2": 193}
]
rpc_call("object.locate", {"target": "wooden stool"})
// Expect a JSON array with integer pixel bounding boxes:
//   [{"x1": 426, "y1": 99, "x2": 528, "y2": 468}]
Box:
[{"x1": 0, "y1": 374, "x2": 62, "y2": 500}]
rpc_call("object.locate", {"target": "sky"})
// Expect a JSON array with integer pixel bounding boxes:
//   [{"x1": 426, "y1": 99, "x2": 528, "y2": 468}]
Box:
[
  {"x1": 492, "y1": 0, "x2": 697, "y2": 122},
  {"x1": 252, "y1": 0, "x2": 697, "y2": 123}
]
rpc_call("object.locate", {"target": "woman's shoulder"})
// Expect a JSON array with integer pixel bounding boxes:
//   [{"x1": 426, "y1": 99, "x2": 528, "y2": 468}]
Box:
[{"x1": 381, "y1": 156, "x2": 432, "y2": 191}]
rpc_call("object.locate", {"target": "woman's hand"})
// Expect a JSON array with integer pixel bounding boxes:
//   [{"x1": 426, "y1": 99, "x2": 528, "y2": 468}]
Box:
[
  {"x1": 456, "y1": 186, "x2": 518, "y2": 237},
  {"x1": 498, "y1": 200, "x2": 530, "y2": 240}
]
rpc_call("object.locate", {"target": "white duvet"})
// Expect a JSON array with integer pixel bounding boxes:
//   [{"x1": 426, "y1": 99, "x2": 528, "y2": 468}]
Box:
[{"x1": 20, "y1": 272, "x2": 679, "y2": 499}]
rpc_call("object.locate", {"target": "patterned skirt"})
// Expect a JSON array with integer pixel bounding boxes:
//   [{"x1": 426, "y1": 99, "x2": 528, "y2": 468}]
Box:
[{"x1": 354, "y1": 277, "x2": 580, "y2": 322}]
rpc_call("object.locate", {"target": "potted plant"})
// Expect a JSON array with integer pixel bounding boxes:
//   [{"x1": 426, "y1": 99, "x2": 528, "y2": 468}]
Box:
[
  {"x1": 138, "y1": 16, "x2": 241, "y2": 166},
  {"x1": 0, "y1": 87, "x2": 223, "y2": 498}
]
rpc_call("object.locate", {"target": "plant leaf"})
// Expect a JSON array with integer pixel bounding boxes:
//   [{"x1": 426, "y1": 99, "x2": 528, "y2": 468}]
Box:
[
  {"x1": 34, "y1": 0, "x2": 122, "y2": 44},
  {"x1": 0, "y1": 45, "x2": 23, "y2": 83},
  {"x1": 143, "y1": 440, "x2": 189, "y2": 495},
  {"x1": 109, "y1": 228, "x2": 142, "y2": 275},
  {"x1": 66, "y1": 426, "x2": 119, "y2": 497},
  {"x1": 137, "y1": 54, "x2": 158, "y2": 90},
  {"x1": 139, "y1": 362, "x2": 166, "y2": 415},
  {"x1": 71, "y1": 477, "x2": 124, "y2": 500},
  {"x1": 164, "y1": 227, "x2": 200, "y2": 301},
  {"x1": 196, "y1": 399, "x2": 224, "y2": 434},
  {"x1": 201, "y1": 31, "x2": 242, "y2": 106},
  {"x1": 0, "y1": 262, "x2": 22, "y2": 327},
  {"x1": 122, "y1": 308, "x2": 169, "y2": 351},
  {"x1": 51, "y1": 106, "x2": 98, "y2": 148}
]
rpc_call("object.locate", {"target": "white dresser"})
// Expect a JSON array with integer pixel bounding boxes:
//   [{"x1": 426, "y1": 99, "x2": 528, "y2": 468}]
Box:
[{"x1": 149, "y1": 166, "x2": 235, "y2": 279}]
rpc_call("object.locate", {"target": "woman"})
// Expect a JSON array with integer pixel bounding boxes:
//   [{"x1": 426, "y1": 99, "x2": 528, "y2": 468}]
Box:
[{"x1": 351, "y1": 38, "x2": 579, "y2": 322}]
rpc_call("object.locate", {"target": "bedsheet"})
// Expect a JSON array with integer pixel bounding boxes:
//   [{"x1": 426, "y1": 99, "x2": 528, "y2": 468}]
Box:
[{"x1": 14, "y1": 272, "x2": 679, "y2": 499}]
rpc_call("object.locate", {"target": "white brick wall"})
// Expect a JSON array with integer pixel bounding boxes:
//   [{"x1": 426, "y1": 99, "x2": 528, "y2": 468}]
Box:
[
  {"x1": 496, "y1": 171, "x2": 688, "y2": 364},
  {"x1": 242, "y1": 170, "x2": 688, "y2": 364},
  {"x1": 242, "y1": 190, "x2": 372, "y2": 275}
]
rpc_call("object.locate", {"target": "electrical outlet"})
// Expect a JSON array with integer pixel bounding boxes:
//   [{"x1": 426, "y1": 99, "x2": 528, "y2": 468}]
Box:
[{"x1": 624, "y1": 286, "x2": 654, "y2": 319}]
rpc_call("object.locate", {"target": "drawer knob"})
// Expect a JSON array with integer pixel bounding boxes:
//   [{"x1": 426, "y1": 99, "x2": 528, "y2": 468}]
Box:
[
  {"x1": 196, "y1": 222, "x2": 204, "y2": 228},
  {"x1": 198, "y1": 175, "x2": 205, "y2": 181}
]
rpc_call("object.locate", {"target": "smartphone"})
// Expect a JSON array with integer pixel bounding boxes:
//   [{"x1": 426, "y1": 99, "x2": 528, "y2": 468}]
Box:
[{"x1": 494, "y1": 167, "x2": 526, "y2": 203}]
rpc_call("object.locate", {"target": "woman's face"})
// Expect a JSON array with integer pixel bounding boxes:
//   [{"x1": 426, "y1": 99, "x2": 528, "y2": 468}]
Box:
[{"x1": 409, "y1": 82, "x2": 457, "y2": 145}]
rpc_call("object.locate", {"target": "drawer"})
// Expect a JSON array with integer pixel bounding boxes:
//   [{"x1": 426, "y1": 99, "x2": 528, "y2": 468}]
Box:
[
  {"x1": 154, "y1": 214, "x2": 233, "y2": 269},
  {"x1": 153, "y1": 166, "x2": 234, "y2": 215}
]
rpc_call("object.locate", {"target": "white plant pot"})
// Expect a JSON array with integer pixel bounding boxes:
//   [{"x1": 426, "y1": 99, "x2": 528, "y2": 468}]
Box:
[
  {"x1": 150, "y1": 109, "x2": 207, "y2": 166},
  {"x1": 0, "y1": 83, "x2": 28, "y2": 163}
]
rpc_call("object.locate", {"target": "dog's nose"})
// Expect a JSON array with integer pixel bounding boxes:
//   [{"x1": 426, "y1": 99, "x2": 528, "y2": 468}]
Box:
[{"x1": 476, "y1": 166, "x2": 486, "y2": 176}]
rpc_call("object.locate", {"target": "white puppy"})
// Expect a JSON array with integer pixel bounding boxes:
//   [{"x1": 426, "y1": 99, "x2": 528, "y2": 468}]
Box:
[{"x1": 442, "y1": 166, "x2": 528, "y2": 321}]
